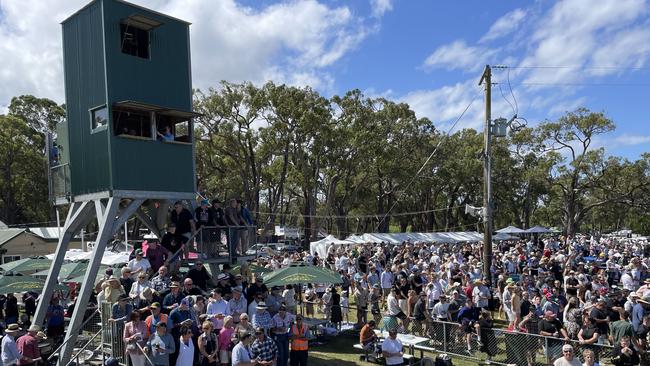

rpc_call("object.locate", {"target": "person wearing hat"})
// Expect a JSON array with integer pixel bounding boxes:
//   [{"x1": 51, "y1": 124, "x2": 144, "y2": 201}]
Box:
[
  {"x1": 16, "y1": 325, "x2": 41, "y2": 365},
  {"x1": 381, "y1": 328, "x2": 404, "y2": 366},
  {"x1": 169, "y1": 297, "x2": 196, "y2": 340},
  {"x1": 215, "y1": 273, "x2": 233, "y2": 300},
  {"x1": 251, "y1": 326, "x2": 278, "y2": 366},
  {"x1": 553, "y1": 344, "x2": 581, "y2": 366},
  {"x1": 163, "y1": 281, "x2": 184, "y2": 312},
  {"x1": 252, "y1": 302, "x2": 272, "y2": 335},
  {"x1": 128, "y1": 249, "x2": 152, "y2": 280},
  {"x1": 104, "y1": 274, "x2": 126, "y2": 304},
  {"x1": 144, "y1": 321, "x2": 175, "y2": 366},
  {"x1": 472, "y1": 279, "x2": 490, "y2": 310},
  {"x1": 229, "y1": 286, "x2": 247, "y2": 325},
  {"x1": 3, "y1": 324, "x2": 30, "y2": 366},
  {"x1": 110, "y1": 294, "x2": 134, "y2": 324},
  {"x1": 145, "y1": 303, "x2": 170, "y2": 339},
  {"x1": 539, "y1": 310, "x2": 570, "y2": 361}
]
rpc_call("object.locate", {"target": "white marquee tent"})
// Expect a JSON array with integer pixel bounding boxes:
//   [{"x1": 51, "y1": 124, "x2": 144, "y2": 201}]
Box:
[{"x1": 310, "y1": 231, "x2": 517, "y2": 257}]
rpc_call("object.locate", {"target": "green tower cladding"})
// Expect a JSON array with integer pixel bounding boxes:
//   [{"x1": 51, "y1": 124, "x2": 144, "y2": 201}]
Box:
[{"x1": 54, "y1": 0, "x2": 197, "y2": 203}]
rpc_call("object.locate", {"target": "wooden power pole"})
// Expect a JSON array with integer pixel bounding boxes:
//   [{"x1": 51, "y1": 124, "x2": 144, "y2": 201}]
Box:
[{"x1": 479, "y1": 65, "x2": 493, "y2": 286}]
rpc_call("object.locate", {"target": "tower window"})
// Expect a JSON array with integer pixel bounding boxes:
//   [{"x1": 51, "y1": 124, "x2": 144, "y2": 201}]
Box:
[
  {"x1": 113, "y1": 107, "x2": 152, "y2": 138},
  {"x1": 91, "y1": 106, "x2": 108, "y2": 130},
  {"x1": 120, "y1": 23, "x2": 149, "y2": 59}
]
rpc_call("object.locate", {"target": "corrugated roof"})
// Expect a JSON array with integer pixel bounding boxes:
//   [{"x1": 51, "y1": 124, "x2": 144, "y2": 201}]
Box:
[
  {"x1": 0, "y1": 229, "x2": 26, "y2": 246},
  {"x1": 27, "y1": 227, "x2": 62, "y2": 240}
]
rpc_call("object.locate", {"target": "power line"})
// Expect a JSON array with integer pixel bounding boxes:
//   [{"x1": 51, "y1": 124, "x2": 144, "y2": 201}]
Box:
[
  {"x1": 515, "y1": 82, "x2": 650, "y2": 87},
  {"x1": 376, "y1": 90, "x2": 482, "y2": 230},
  {"x1": 505, "y1": 65, "x2": 650, "y2": 71},
  {"x1": 251, "y1": 205, "x2": 464, "y2": 219}
]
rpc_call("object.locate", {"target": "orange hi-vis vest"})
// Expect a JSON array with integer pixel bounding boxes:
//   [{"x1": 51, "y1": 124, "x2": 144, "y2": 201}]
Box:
[
  {"x1": 290, "y1": 323, "x2": 308, "y2": 351},
  {"x1": 145, "y1": 314, "x2": 168, "y2": 338}
]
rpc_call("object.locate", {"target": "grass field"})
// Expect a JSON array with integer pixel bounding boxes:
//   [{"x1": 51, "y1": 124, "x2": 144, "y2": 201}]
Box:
[{"x1": 309, "y1": 330, "x2": 483, "y2": 366}]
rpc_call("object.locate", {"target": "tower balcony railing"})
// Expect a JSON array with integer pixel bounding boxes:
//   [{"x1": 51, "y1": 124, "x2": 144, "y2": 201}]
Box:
[{"x1": 50, "y1": 163, "x2": 71, "y2": 205}]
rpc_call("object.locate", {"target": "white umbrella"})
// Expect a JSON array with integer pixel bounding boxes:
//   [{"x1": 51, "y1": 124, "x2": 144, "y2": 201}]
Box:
[{"x1": 495, "y1": 226, "x2": 525, "y2": 234}]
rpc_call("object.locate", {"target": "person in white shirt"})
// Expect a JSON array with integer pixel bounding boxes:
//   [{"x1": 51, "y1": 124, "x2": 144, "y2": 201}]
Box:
[
  {"x1": 129, "y1": 272, "x2": 151, "y2": 300},
  {"x1": 621, "y1": 269, "x2": 635, "y2": 291},
  {"x1": 553, "y1": 344, "x2": 581, "y2": 366},
  {"x1": 380, "y1": 268, "x2": 394, "y2": 302},
  {"x1": 128, "y1": 249, "x2": 152, "y2": 279},
  {"x1": 207, "y1": 289, "x2": 231, "y2": 330},
  {"x1": 176, "y1": 326, "x2": 195, "y2": 366},
  {"x1": 382, "y1": 328, "x2": 404, "y2": 366},
  {"x1": 432, "y1": 295, "x2": 451, "y2": 321}
]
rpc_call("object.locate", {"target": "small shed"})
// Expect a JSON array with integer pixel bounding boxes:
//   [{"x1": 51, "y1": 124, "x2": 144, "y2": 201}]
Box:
[{"x1": 0, "y1": 228, "x2": 83, "y2": 264}]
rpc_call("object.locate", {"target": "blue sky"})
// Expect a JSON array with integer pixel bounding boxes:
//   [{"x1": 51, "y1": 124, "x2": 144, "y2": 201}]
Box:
[{"x1": 0, "y1": 0, "x2": 648, "y2": 159}]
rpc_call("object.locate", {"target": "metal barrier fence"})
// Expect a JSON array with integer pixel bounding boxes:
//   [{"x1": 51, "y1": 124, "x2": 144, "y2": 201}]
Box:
[
  {"x1": 304, "y1": 302, "x2": 618, "y2": 366},
  {"x1": 194, "y1": 225, "x2": 257, "y2": 261},
  {"x1": 101, "y1": 302, "x2": 126, "y2": 365}
]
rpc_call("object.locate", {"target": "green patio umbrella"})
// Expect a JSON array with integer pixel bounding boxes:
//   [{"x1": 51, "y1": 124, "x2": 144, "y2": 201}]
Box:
[
  {"x1": 33, "y1": 262, "x2": 107, "y2": 280},
  {"x1": 231, "y1": 263, "x2": 272, "y2": 274},
  {"x1": 67, "y1": 271, "x2": 106, "y2": 285},
  {"x1": 263, "y1": 263, "x2": 343, "y2": 287},
  {"x1": 0, "y1": 275, "x2": 68, "y2": 294},
  {"x1": 0, "y1": 258, "x2": 52, "y2": 274}
]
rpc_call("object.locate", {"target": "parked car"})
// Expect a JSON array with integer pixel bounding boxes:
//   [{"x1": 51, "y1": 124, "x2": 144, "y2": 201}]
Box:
[{"x1": 246, "y1": 243, "x2": 278, "y2": 257}]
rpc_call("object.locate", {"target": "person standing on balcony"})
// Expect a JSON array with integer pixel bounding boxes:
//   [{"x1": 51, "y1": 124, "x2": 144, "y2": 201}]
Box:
[
  {"x1": 225, "y1": 199, "x2": 244, "y2": 255},
  {"x1": 171, "y1": 201, "x2": 196, "y2": 257},
  {"x1": 237, "y1": 200, "x2": 254, "y2": 254}
]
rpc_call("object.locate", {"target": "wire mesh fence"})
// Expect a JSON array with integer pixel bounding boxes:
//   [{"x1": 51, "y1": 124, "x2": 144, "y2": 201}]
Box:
[{"x1": 305, "y1": 302, "x2": 617, "y2": 366}]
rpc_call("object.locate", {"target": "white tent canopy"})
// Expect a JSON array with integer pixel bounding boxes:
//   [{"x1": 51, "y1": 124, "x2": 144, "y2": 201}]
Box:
[
  {"x1": 310, "y1": 231, "x2": 521, "y2": 257},
  {"x1": 46, "y1": 249, "x2": 130, "y2": 266},
  {"x1": 310, "y1": 235, "x2": 358, "y2": 258}
]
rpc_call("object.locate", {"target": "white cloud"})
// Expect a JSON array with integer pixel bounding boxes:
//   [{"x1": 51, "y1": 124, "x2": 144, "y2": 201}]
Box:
[
  {"x1": 614, "y1": 134, "x2": 650, "y2": 146},
  {"x1": 422, "y1": 41, "x2": 497, "y2": 72},
  {"x1": 480, "y1": 8, "x2": 527, "y2": 43},
  {"x1": 0, "y1": 0, "x2": 375, "y2": 108},
  {"x1": 408, "y1": 0, "x2": 650, "y2": 148},
  {"x1": 400, "y1": 80, "x2": 484, "y2": 131},
  {"x1": 370, "y1": 0, "x2": 393, "y2": 18},
  {"x1": 521, "y1": 0, "x2": 650, "y2": 85}
]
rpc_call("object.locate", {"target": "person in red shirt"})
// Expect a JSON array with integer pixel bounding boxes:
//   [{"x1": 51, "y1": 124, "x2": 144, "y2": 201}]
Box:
[{"x1": 16, "y1": 325, "x2": 42, "y2": 365}]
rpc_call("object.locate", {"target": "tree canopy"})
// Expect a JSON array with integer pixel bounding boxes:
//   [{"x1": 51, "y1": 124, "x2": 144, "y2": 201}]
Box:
[{"x1": 1, "y1": 89, "x2": 648, "y2": 239}]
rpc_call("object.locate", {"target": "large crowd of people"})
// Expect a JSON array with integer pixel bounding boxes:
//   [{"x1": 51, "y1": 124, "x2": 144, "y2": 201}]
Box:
[{"x1": 2, "y1": 199, "x2": 649, "y2": 366}]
